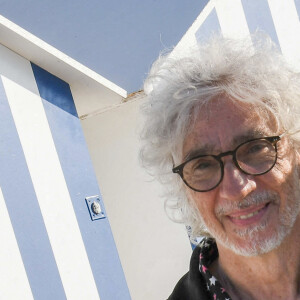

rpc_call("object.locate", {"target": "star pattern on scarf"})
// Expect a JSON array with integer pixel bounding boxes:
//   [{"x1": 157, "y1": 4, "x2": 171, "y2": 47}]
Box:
[
  {"x1": 209, "y1": 276, "x2": 217, "y2": 286},
  {"x1": 198, "y1": 238, "x2": 232, "y2": 300}
]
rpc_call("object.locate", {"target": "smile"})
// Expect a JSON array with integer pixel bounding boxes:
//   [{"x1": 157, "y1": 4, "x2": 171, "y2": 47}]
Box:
[
  {"x1": 233, "y1": 206, "x2": 266, "y2": 220},
  {"x1": 227, "y1": 203, "x2": 270, "y2": 225}
]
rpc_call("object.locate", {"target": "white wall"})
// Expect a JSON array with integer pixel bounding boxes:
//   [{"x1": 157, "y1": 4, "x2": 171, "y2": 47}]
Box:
[
  {"x1": 0, "y1": 14, "x2": 191, "y2": 300},
  {"x1": 80, "y1": 98, "x2": 191, "y2": 300}
]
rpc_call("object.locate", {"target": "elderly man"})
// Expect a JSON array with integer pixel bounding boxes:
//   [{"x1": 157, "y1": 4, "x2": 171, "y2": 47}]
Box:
[{"x1": 140, "y1": 35, "x2": 300, "y2": 300}]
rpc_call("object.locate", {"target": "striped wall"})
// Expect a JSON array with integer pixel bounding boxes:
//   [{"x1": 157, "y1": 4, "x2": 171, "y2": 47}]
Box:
[
  {"x1": 0, "y1": 43, "x2": 130, "y2": 300},
  {"x1": 175, "y1": 0, "x2": 300, "y2": 68}
]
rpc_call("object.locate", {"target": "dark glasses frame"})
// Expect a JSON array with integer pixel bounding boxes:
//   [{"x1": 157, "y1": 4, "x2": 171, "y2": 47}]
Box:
[{"x1": 172, "y1": 135, "x2": 281, "y2": 192}]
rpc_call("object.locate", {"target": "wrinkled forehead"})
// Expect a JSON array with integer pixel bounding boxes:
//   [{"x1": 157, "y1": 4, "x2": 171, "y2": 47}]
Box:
[
  {"x1": 182, "y1": 99, "x2": 279, "y2": 159},
  {"x1": 191, "y1": 99, "x2": 276, "y2": 129}
]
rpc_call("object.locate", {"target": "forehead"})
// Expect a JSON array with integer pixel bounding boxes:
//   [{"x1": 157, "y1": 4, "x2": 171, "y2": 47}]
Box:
[{"x1": 182, "y1": 99, "x2": 277, "y2": 158}]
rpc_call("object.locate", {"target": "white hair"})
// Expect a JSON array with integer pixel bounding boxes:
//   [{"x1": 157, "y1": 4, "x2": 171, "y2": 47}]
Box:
[{"x1": 139, "y1": 33, "x2": 300, "y2": 241}]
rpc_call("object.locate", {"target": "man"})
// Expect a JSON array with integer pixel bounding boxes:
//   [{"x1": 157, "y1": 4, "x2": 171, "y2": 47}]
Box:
[{"x1": 140, "y1": 34, "x2": 300, "y2": 299}]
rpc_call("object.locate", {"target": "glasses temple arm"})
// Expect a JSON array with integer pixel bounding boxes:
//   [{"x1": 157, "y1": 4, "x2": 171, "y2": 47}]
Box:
[{"x1": 280, "y1": 129, "x2": 300, "y2": 138}]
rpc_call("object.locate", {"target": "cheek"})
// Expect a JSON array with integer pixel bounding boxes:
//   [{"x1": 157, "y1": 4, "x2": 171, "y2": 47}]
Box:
[
  {"x1": 273, "y1": 143, "x2": 300, "y2": 180},
  {"x1": 188, "y1": 190, "x2": 219, "y2": 222},
  {"x1": 261, "y1": 155, "x2": 300, "y2": 204},
  {"x1": 263, "y1": 155, "x2": 294, "y2": 185}
]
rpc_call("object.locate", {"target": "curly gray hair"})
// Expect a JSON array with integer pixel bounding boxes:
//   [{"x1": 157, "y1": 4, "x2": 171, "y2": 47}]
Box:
[{"x1": 139, "y1": 33, "x2": 300, "y2": 241}]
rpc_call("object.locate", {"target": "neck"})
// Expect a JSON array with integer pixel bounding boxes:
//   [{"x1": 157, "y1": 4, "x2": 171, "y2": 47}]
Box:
[{"x1": 211, "y1": 218, "x2": 300, "y2": 300}]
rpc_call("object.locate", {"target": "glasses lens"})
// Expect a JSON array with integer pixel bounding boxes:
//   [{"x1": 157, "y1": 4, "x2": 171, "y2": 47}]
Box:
[
  {"x1": 236, "y1": 139, "x2": 277, "y2": 174},
  {"x1": 183, "y1": 156, "x2": 221, "y2": 191}
]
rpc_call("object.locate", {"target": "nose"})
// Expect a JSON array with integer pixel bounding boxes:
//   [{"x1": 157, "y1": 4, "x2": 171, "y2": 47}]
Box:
[{"x1": 218, "y1": 158, "x2": 256, "y2": 201}]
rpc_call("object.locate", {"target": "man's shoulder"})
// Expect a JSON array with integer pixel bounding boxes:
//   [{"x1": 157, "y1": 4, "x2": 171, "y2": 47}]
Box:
[
  {"x1": 167, "y1": 270, "x2": 210, "y2": 300},
  {"x1": 167, "y1": 245, "x2": 211, "y2": 300},
  {"x1": 167, "y1": 272, "x2": 190, "y2": 300}
]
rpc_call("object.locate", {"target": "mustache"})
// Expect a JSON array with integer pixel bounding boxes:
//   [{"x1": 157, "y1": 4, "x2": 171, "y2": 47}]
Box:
[{"x1": 215, "y1": 191, "x2": 280, "y2": 217}]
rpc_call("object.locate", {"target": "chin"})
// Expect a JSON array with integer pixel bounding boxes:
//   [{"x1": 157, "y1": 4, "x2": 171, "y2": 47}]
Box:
[{"x1": 218, "y1": 222, "x2": 293, "y2": 257}]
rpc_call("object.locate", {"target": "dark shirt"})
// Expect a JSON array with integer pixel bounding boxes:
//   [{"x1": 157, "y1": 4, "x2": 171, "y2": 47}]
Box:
[{"x1": 168, "y1": 238, "x2": 232, "y2": 300}]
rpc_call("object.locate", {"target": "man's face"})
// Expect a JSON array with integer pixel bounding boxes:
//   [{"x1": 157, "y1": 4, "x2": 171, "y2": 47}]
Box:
[{"x1": 183, "y1": 99, "x2": 300, "y2": 256}]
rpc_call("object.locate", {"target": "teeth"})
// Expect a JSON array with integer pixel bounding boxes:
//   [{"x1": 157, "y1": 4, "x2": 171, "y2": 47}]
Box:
[{"x1": 237, "y1": 209, "x2": 261, "y2": 220}]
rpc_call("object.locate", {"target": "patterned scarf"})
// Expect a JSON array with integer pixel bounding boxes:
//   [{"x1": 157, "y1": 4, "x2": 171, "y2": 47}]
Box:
[{"x1": 198, "y1": 238, "x2": 232, "y2": 300}]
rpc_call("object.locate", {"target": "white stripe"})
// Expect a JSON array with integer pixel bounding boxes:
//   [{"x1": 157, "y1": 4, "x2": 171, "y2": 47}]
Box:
[
  {"x1": 268, "y1": 0, "x2": 300, "y2": 69},
  {"x1": 215, "y1": 0, "x2": 251, "y2": 39},
  {"x1": 1, "y1": 47, "x2": 100, "y2": 299},
  {"x1": 172, "y1": 0, "x2": 215, "y2": 56},
  {"x1": 0, "y1": 187, "x2": 34, "y2": 300}
]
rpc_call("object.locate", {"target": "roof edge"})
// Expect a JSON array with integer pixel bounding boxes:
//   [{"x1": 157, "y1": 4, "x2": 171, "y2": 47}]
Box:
[{"x1": 0, "y1": 15, "x2": 127, "y2": 98}]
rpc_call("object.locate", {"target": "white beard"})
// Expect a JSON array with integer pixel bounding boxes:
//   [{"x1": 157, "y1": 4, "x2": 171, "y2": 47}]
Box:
[{"x1": 212, "y1": 187, "x2": 300, "y2": 256}]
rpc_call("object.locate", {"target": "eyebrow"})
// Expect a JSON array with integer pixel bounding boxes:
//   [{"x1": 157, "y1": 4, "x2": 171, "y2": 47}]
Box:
[
  {"x1": 232, "y1": 129, "x2": 266, "y2": 145},
  {"x1": 183, "y1": 129, "x2": 267, "y2": 162}
]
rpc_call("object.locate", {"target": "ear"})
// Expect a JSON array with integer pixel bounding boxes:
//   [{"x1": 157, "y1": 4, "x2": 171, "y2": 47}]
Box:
[{"x1": 295, "y1": 149, "x2": 300, "y2": 179}]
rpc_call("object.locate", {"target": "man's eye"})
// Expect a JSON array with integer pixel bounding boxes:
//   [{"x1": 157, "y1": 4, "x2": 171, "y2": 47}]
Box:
[
  {"x1": 245, "y1": 142, "x2": 271, "y2": 155},
  {"x1": 247, "y1": 144, "x2": 265, "y2": 153},
  {"x1": 195, "y1": 162, "x2": 212, "y2": 170},
  {"x1": 192, "y1": 159, "x2": 216, "y2": 172}
]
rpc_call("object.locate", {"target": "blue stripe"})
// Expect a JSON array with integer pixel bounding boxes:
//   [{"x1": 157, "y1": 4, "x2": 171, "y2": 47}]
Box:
[
  {"x1": 241, "y1": 0, "x2": 281, "y2": 49},
  {"x1": 295, "y1": 0, "x2": 300, "y2": 21},
  {"x1": 195, "y1": 8, "x2": 222, "y2": 43},
  {"x1": 0, "y1": 79, "x2": 66, "y2": 299},
  {"x1": 31, "y1": 63, "x2": 131, "y2": 300}
]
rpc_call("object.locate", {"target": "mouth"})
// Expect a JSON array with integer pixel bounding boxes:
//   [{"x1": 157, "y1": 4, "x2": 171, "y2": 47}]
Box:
[{"x1": 227, "y1": 202, "x2": 270, "y2": 226}]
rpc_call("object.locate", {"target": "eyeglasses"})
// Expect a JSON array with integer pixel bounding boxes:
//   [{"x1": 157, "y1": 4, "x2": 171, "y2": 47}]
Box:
[{"x1": 172, "y1": 135, "x2": 283, "y2": 192}]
